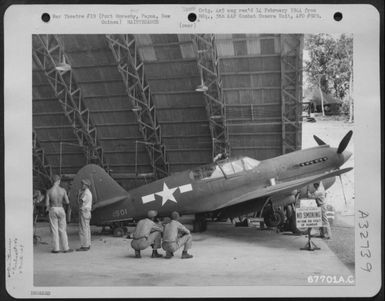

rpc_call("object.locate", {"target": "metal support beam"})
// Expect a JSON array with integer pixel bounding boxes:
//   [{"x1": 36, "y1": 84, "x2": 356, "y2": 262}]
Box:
[
  {"x1": 192, "y1": 34, "x2": 229, "y2": 160},
  {"x1": 32, "y1": 35, "x2": 109, "y2": 170},
  {"x1": 280, "y1": 34, "x2": 303, "y2": 154},
  {"x1": 33, "y1": 130, "x2": 53, "y2": 188},
  {"x1": 105, "y1": 34, "x2": 169, "y2": 179}
]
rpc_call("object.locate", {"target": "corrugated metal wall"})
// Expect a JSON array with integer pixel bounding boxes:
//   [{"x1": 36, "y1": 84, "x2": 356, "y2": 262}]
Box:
[{"x1": 32, "y1": 34, "x2": 303, "y2": 192}]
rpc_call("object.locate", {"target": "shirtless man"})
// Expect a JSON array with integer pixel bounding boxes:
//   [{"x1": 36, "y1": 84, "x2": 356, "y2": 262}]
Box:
[{"x1": 45, "y1": 175, "x2": 73, "y2": 253}]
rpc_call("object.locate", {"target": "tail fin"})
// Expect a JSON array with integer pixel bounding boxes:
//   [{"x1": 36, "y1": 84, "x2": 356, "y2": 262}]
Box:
[{"x1": 69, "y1": 164, "x2": 128, "y2": 211}]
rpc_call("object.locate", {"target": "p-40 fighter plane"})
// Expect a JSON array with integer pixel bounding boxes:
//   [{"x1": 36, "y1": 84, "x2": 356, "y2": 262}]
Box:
[{"x1": 69, "y1": 131, "x2": 353, "y2": 234}]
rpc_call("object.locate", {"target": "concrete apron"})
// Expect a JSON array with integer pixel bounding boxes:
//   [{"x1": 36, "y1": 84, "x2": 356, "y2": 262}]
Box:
[{"x1": 34, "y1": 222, "x2": 353, "y2": 286}]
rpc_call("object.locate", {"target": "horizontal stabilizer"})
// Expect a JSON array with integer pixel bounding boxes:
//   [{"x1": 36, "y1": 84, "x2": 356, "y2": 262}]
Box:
[
  {"x1": 69, "y1": 164, "x2": 128, "y2": 210},
  {"x1": 215, "y1": 167, "x2": 353, "y2": 211}
]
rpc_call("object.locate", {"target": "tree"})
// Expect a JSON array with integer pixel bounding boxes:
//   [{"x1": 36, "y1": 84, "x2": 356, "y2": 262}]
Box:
[{"x1": 304, "y1": 34, "x2": 353, "y2": 121}]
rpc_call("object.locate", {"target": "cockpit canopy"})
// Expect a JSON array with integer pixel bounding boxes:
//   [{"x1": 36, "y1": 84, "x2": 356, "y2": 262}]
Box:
[{"x1": 190, "y1": 156, "x2": 260, "y2": 180}]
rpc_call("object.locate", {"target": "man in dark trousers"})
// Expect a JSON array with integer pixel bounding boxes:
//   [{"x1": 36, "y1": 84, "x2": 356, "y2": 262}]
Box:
[
  {"x1": 162, "y1": 211, "x2": 193, "y2": 259},
  {"x1": 131, "y1": 210, "x2": 163, "y2": 258},
  {"x1": 309, "y1": 182, "x2": 332, "y2": 239}
]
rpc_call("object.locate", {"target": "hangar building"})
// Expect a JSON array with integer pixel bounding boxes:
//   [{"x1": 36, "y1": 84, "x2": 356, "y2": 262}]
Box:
[{"x1": 32, "y1": 34, "x2": 303, "y2": 192}]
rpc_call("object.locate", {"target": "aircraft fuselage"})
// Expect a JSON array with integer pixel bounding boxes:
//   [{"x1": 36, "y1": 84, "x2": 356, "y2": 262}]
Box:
[{"x1": 91, "y1": 144, "x2": 351, "y2": 224}]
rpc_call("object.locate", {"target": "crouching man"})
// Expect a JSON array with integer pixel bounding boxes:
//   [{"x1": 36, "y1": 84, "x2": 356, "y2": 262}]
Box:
[
  {"x1": 162, "y1": 211, "x2": 193, "y2": 259},
  {"x1": 131, "y1": 210, "x2": 163, "y2": 258}
]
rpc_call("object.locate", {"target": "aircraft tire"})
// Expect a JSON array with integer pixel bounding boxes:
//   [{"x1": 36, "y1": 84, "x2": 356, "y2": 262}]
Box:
[{"x1": 264, "y1": 210, "x2": 285, "y2": 228}]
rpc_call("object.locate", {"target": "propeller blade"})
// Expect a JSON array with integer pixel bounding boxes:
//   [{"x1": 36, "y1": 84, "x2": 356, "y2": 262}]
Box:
[
  {"x1": 339, "y1": 175, "x2": 348, "y2": 206},
  {"x1": 313, "y1": 135, "x2": 327, "y2": 145},
  {"x1": 337, "y1": 130, "x2": 353, "y2": 154}
]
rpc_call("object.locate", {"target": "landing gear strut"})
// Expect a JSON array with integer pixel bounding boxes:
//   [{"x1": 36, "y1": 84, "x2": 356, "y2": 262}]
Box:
[{"x1": 193, "y1": 213, "x2": 207, "y2": 232}]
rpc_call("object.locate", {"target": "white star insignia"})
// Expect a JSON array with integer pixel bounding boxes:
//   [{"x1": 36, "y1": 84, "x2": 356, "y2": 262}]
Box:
[{"x1": 155, "y1": 183, "x2": 178, "y2": 206}]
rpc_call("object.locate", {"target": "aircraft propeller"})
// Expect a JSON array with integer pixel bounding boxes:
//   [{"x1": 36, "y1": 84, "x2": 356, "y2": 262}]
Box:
[
  {"x1": 313, "y1": 135, "x2": 326, "y2": 145},
  {"x1": 313, "y1": 130, "x2": 353, "y2": 154},
  {"x1": 337, "y1": 130, "x2": 353, "y2": 154}
]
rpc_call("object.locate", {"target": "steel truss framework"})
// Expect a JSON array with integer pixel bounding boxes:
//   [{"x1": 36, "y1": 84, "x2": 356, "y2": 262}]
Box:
[
  {"x1": 280, "y1": 35, "x2": 303, "y2": 154},
  {"x1": 33, "y1": 35, "x2": 108, "y2": 170},
  {"x1": 33, "y1": 130, "x2": 53, "y2": 188},
  {"x1": 192, "y1": 34, "x2": 229, "y2": 160},
  {"x1": 105, "y1": 34, "x2": 169, "y2": 179}
]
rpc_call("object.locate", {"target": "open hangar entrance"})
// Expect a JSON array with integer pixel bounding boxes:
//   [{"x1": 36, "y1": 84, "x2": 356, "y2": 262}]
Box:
[{"x1": 33, "y1": 34, "x2": 303, "y2": 197}]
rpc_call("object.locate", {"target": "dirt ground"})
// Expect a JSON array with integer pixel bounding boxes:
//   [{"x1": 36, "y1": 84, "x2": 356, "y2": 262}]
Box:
[
  {"x1": 33, "y1": 221, "x2": 353, "y2": 288},
  {"x1": 33, "y1": 115, "x2": 355, "y2": 288}
]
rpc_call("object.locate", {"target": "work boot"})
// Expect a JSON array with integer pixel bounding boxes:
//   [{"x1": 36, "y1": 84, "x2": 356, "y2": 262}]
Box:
[
  {"x1": 135, "y1": 250, "x2": 141, "y2": 258},
  {"x1": 181, "y1": 251, "x2": 193, "y2": 259},
  {"x1": 63, "y1": 248, "x2": 74, "y2": 253},
  {"x1": 76, "y1": 246, "x2": 90, "y2": 252},
  {"x1": 151, "y1": 250, "x2": 163, "y2": 258},
  {"x1": 165, "y1": 251, "x2": 173, "y2": 259}
]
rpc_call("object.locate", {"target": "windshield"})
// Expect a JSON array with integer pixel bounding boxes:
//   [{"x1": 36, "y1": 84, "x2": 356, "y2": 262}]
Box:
[{"x1": 242, "y1": 157, "x2": 260, "y2": 170}]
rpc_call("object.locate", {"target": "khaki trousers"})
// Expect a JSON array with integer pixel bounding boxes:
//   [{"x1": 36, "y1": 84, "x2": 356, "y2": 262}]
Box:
[
  {"x1": 131, "y1": 231, "x2": 162, "y2": 251},
  {"x1": 79, "y1": 208, "x2": 91, "y2": 248},
  {"x1": 49, "y1": 207, "x2": 69, "y2": 251},
  {"x1": 162, "y1": 234, "x2": 192, "y2": 253},
  {"x1": 320, "y1": 205, "x2": 332, "y2": 238}
]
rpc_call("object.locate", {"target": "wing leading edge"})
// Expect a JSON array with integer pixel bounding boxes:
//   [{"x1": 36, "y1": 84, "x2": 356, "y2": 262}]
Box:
[{"x1": 214, "y1": 167, "x2": 353, "y2": 211}]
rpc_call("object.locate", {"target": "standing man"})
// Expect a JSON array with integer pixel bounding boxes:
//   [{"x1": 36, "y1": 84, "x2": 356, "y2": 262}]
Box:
[
  {"x1": 162, "y1": 211, "x2": 193, "y2": 259},
  {"x1": 131, "y1": 210, "x2": 163, "y2": 258},
  {"x1": 309, "y1": 182, "x2": 332, "y2": 239},
  {"x1": 77, "y1": 179, "x2": 93, "y2": 251},
  {"x1": 45, "y1": 175, "x2": 73, "y2": 253}
]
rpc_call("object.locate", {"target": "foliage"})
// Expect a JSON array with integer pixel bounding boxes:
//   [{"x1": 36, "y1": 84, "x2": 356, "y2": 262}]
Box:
[{"x1": 304, "y1": 34, "x2": 353, "y2": 117}]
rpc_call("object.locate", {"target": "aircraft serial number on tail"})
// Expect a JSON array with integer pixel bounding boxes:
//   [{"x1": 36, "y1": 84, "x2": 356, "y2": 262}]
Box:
[{"x1": 112, "y1": 208, "x2": 128, "y2": 218}]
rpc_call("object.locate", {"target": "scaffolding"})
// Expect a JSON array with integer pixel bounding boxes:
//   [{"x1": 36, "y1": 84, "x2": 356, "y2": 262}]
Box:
[
  {"x1": 33, "y1": 130, "x2": 53, "y2": 188},
  {"x1": 192, "y1": 34, "x2": 229, "y2": 160},
  {"x1": 105, "y1": 34, "x2": 169, "y2": 179},
  {"x1": 280, "y1": 35, "x2": 303, "y2": 154},
  {"x1": 32, "y1": 35, "x2": 108, "y2": 170}
]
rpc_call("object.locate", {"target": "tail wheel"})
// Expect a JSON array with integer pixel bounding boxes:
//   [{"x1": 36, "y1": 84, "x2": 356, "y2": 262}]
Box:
[
  {"x1": 264, "y1": 210, "x2": 285, "y2": 228},
  {"x1": 113, "y1": 227, "x2": 124, "y2": 237}
]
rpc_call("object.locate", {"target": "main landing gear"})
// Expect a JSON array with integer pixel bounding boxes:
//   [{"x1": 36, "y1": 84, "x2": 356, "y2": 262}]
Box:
[
  {"x1": 260, "y1": 198, "x2": 286, "y2": 228},
  {"x1": 263, "y1": 207, "x2": 285, "y2": 228},
  {"x1": 193, "y1": 213, "x2": 207, "y2": 232}
]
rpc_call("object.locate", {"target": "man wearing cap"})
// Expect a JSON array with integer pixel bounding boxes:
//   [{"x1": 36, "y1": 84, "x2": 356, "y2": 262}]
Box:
[
  {"x1": 77, "y1": 178, "x2": 93, "y2": 251},
  {"x1": 131, "y1": 210, "x2": 163, "y2": 258},
  {"x1": 45, "y1": 175, "x2": 73, "y2": 253},
  {"x1": 162, "y1": 211, "x2": 193, "y2": 259}
]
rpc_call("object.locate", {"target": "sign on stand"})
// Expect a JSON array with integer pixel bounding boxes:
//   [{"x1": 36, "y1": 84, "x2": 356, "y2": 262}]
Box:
[
  {"x1": 296, "y1": 206, "x2": 322, "y2": 229},
  {"x1": 296, "y1": 206, "x2": 322, "y2": 251}
]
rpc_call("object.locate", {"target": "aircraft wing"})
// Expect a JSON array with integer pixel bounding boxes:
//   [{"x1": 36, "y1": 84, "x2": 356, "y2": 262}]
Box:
[{"x1": 216, "y1": 167, "x2": 353, "y2": 210}]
